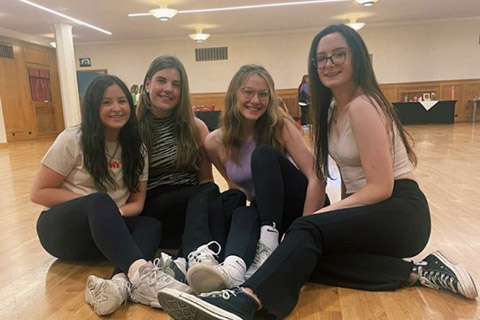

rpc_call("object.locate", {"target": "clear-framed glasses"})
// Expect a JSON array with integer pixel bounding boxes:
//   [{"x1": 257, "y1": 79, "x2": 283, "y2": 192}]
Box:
[
  {"x1": 312, "y1": 51, "x2": 348, "y2": 69},
  {"x1": 239, "y1": 87, "x2": 270, "y2": 102}
]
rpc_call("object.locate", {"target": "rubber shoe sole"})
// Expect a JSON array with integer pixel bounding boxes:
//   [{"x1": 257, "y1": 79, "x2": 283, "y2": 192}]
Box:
[
  {"x1": 157, "y1": 288, "x2": 242, "y2": 320},
  {"x1": 187, "y1": 264, "x2": 230, "y2": 294}
]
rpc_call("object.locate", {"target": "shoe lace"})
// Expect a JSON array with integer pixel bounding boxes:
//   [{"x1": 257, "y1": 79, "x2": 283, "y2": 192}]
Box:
[
  {"x1": 143, "y1": 258, "x2": 172, "y2": 287},
  {"x1": 251, "y1": 242, "x2": 271, "y2": 266},
  {"x1": 199, "y1": 288, "x2": 239, "y2": 300},
  {"x1": 187, "y1": 241, "x2": 221, "y2": 264},
  {"x1": 418, "y1": 266, "x2": 458, "y2": 294}
]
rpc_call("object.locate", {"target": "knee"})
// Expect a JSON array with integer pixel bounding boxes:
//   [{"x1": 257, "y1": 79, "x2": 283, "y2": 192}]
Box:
[
  {"x1": 251, "y1": 145, "x2": 279, "y2": 170},
  {"x1": 231, "y1": 206, "x2": 259, "y2": 226},
  {"x1": 84, "y1": 192, "x2": 118, "y2": 217},
  {"x1": 288, "y1": 215, "x2": 318, "y2": 234},
  {"x1": 137, "y1": 216, "x2": 163, "y2": 240}
]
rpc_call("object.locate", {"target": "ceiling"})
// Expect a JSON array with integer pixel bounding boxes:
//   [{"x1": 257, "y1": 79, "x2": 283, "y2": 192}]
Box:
[{"x1": 0, "y1": 0, "x2": 479, "y2": 45}]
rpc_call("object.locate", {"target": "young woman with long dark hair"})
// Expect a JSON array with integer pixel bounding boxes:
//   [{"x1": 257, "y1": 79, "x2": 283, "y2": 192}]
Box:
[
  {"x1": 31, "y1": 75, "x2": 190, "y2": 316},
  {"x1": 157, "y1": 24, "x2": 477, "y2": 320}
]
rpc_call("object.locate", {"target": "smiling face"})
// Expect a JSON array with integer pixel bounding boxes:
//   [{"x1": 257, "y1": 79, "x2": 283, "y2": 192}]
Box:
[
  {"x1": 315, "y1": 32, "x2": 354, "y2": 91},
  {"x1": 145, "y1": 67, "x2": 181, "y2": 118},
  {"x1": 236, "y1": 74, "x2": 270, "y2": 123},
  {"x1": 99, "y1": 84, "x2": 131, "y2": 140}
]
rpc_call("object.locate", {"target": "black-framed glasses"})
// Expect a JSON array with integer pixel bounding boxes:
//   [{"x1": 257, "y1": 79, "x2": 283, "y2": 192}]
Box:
[
  {"x1": 239, "y1": 87, "x2": 270, "y2": 102},
  {"x1": 312, "y1": 51, "x2": 348, "y2": 69}
]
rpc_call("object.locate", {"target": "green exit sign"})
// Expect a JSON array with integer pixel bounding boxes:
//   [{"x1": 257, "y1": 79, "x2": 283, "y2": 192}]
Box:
[{"x1": 79, "y1": 58, "x2": 91, "y2": 67}]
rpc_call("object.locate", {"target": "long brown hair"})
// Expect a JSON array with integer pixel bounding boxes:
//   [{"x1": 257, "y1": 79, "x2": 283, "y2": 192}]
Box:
[
  {"x1": 308, "y1": 24, "x2": 417, "y2": 178},
  {"x1": 221, "y1": 64, "x2": 295, "y2": 162},
  {"x1": 137, "y1": 55, "x2": 201, "y2": 170}
]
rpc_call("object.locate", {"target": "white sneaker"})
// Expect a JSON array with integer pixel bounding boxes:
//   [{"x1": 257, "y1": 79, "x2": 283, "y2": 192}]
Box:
[
  {"x1": 85, "y1": 275, "x2": 130, "y2": 316},
  {"x1": 187, "y1": 258, "x2": 246, "y2": 294},
  {"x1": 187, "y1": 241, "x2": 221, "y2": 269},
  {"x1": 158, "y1": 252, "x2": 187, "y2": 283},
  {"x1": 244, "y1": 241, "x2": 274, "y2": 280},
  {"x1": 129, "y1": 259, "x2": 193, "y2": 308}
]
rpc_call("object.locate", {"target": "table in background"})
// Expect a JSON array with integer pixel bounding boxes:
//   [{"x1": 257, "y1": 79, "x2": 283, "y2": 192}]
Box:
[
  {"x1": 195, "y1": 110, "x2": 221, "y2": 131},
  {"x1": 392, "y1": 100, "x2": 456, "y2": 124}
]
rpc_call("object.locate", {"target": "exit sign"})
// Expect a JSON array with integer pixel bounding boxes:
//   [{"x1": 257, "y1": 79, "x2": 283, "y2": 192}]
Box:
[{"x1": 79, "y1": 58, "x2": 91, "y2": 67}]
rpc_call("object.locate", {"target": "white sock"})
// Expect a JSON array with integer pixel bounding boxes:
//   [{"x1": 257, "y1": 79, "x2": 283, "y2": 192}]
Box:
[
  {"x1": 174, "y1": 257, "x2": 187, "y2": 273},
  {"x1": 260, "y1": 223, "x2": 279, "y2": 250},
  {"x1": 223, "y1": 255, "x2": 247, "y2": 273}
]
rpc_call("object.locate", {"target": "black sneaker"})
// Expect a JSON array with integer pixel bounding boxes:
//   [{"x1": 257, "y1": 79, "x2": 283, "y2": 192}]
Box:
[
  {"x1": 415, "y1": 251, "x2": 478, "y2": 299},
  {"x1": 157, "y1": 287, "x2": 258, "y2": 320}
]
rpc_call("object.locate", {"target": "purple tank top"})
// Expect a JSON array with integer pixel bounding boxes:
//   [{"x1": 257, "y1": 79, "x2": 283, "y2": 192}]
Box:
[{"x1": 224, "y1": 138, "x2": 256, "y2": 200}]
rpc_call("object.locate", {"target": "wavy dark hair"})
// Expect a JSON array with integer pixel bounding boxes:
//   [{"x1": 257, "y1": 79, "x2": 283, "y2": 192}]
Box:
[
  {"x1": 136, "y1": 55, "x2": 201, "y2": 170},
  {"x1": 80, "y1": 74, "x2": 144, "y2": 192},
  {"x1": 307, "y1": 24, "x2": 417, "y2": 179},
  {"x1": 221, "y1": 64, "x2": 295, "y2": 162}
]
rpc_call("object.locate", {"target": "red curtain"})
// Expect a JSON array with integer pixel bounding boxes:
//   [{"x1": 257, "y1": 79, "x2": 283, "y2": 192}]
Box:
[{"x1": 28, "y1": 68, "x2": 52, "y2": 102}]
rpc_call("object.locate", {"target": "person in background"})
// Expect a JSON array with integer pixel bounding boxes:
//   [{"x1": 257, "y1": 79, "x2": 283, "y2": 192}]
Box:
[
  {"x1": 183, "y1": 64, "x2": 327, "y2": 295},
  {"x1": 157, "y1": 24, "x2": 477, "y2": 320},
  {"x1": 298, "y1": 74, "x2": 310, "y2": 126},
  {"x1": 31, "y1": 75, "x2": 190, "y2": 317},
  {"x1": 130, "y1": 84, "x2": 139, "y2": 105}
]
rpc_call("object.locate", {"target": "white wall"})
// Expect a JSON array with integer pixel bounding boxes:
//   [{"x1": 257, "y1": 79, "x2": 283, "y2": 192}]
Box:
[{"x1": 74, "y1": 18, "x2": 480, "y2": 93}]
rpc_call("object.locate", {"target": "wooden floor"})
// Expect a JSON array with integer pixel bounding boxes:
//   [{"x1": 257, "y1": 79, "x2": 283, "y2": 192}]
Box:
[{"x1": 0, "y1": 123, "x2": 479, "y2": 319}]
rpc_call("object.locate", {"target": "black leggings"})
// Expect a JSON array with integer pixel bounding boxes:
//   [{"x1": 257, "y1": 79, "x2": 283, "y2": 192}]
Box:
[
  {"x1": 36, "y1": 193, "x2": 162, "y2": 276},
  {"x1": 220, "y1": 145, "x2": 330, "y2": 266},
  {"x1": 143, "y1": 182, "x2": 247, "y2": 259},
  {"x1": 244, "y1": 179, "x2": 430, "y2": 319}
]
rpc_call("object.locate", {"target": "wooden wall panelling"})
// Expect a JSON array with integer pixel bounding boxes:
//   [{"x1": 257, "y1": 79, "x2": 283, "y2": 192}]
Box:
[
  {"x1": 24, "y1": 47, "x2": 50, "y2": 66},
  {"x1": 0, "y1": 44, "x2": 36, "y2": 141},
  {"x1": 190, "y1": 92, "x2": 225, "y2": 113},
  {"x1": 277, "y1": 88, "x2": 299, "y2": 119},
  {"x1": 379, "y1": 84, "x2": 397, "y2": 102},
  {"x1": 48, "y1": 49, "x2": 65, "y2": 134}
]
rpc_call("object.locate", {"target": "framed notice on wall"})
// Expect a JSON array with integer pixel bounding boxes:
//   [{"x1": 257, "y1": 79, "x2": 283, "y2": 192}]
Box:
[{"x1": 79, "y1": 57, "x2": 91, "y2": 67}]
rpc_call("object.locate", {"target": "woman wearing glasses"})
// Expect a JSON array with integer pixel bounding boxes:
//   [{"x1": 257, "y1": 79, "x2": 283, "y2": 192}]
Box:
[
  {"x1": 182, "y1": 64, "x2": 327, "y2": 295},
  {"x1": 158, "y1": 24, "x2": 477, "y2": 320}
]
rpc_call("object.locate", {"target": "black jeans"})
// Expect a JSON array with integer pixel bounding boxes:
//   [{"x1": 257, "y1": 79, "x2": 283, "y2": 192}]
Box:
[
  {"x1": 244, "y1": 179, "x2": 430, "y2": 319},
  {"x1": 36, "y1": 193, "x2": 162, "y2": 276}
]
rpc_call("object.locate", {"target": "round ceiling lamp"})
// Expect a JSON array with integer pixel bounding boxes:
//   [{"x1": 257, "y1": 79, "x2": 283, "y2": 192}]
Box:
[
  {"x1": 346, "y1": 16, "x2": 365, "y2": 30},
  {"x1": 189, "y1": 26, "x2": 210, "y2": 42},
  {"x1": 354, "y1": 0, "x2": 379, "y2": 6},
  {"x1": 149, "y1": 8, "x2": 178, "y2": 21}
]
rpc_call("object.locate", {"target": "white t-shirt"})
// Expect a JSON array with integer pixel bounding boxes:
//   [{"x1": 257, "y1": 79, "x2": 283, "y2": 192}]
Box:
[{"x1": 41, "y1": 125, "x2": 148, "y2": 207}]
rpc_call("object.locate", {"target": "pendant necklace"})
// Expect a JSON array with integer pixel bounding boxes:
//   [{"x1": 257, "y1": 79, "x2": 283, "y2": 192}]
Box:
[{"x1": 108, "y1": 142, "x2": 120, "y2": 163}]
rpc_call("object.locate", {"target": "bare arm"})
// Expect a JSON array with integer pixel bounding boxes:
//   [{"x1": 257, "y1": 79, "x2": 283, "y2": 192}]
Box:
[
  {"x1": 316, "y1": 96, "x2": 393, "y2": 213},
  {"x1": 204, "y1": 130, "x2": 249, "y2": 196},
  {"x1": 282, "y1": 121, "x2": 326, "y2": 215},
  {"x1": 195, "y1": 118, "x2": 214, "y2": 184},
  {"x1": 30, "y1": 164, "x2": 84, "y2": 207},
  {"x1": 118, "y1": 181, "x2": 147, "y2": 217}
]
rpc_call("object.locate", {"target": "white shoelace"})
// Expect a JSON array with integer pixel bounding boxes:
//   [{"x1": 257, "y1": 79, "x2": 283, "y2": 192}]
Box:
[
  {"x1": 188, "y1": 241, "x2": 221, "y2": 265},
  {"x1": 418, "y1": 266, "x2": 458, "y2": 294},
  {"x1": 200, "y1": 288, "x2": 238, "y2": 300}
]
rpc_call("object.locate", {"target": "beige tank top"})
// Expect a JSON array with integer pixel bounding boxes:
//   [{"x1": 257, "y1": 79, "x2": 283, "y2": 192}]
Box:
[{"x1": 328, "y1": 116, "x2": 412, "y2": 194}]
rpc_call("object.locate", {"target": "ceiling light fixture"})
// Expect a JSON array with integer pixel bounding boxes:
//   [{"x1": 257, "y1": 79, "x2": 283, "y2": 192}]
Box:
[
  {"x1": 188, "y1": 26, "x2": 210, "y2": 42},
  {"x1": 16, "y1": 0, "x2": 112, "y2": 35},
  {"x1": 346, "y1": 16, "x2": 365, "y2": 30},
  {"x1": 353, "y1": 0, "x2": 378, "y2": 7},
  {"x1": 149, "y1": 8, "x2": 178, "y2": 21},
  {"x1": 129, "y1": 0, "x2": 350, "y2": 18}
]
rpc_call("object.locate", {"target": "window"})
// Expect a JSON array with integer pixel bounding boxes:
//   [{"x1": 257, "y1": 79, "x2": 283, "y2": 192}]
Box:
[{"x1": 28, "y1": 67, "x2": 52, "y2": 102}]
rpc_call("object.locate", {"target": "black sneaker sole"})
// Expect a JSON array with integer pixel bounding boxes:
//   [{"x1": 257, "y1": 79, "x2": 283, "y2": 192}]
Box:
[
  {"x1": 432, "y1": 251, "x2": 478, "y2": 299},
  {"x1": 157, "y1": 288, "x2": 242, "y2": 320}
]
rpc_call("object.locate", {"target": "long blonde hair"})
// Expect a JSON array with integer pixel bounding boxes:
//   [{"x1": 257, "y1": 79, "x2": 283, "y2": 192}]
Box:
[
  {"x1": 137, "y1": 55, "x2": 201, "y2": 170},
  {"x1": 221, "y1": 64, "x2": 295, "y2": 162}
]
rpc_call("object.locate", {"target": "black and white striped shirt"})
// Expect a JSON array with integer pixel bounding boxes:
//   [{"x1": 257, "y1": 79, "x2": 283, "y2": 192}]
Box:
[{"x1": 147, "y1": 116, "x2": 198, "y2": 190}]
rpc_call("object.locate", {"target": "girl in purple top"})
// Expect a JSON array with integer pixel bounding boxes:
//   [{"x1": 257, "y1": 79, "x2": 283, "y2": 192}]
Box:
[{"x1": 183, "y1": 64, "x2": 328, "y2": 294}]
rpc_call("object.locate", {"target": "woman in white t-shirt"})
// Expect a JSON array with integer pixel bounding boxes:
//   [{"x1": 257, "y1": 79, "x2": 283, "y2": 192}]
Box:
[{"x1": 30, "y1": 75, "x2": 190, "y2": 316}]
